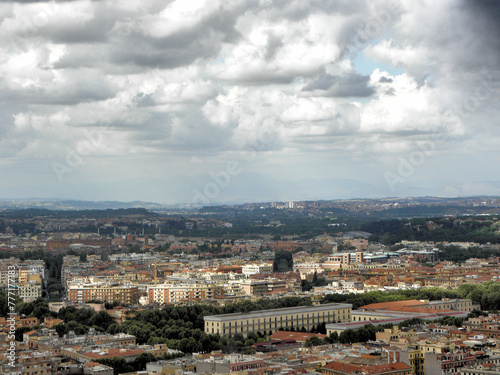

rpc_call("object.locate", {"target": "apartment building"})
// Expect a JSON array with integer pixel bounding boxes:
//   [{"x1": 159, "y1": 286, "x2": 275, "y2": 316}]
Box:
[
  {"x1": 387, "y1": 344, "x2": 498, "y2": 375},
  {"x1": 239, "y1": 279, "x2": 269, "y2": 296},
  {"x1": 147, "y1": 282, "x2": 224, "y2": 304},
  {"x1": 67, "y1": 284, "x2": 140, "y2": 304},
  {"x1": 18, "y1": 282, "x2": 42, "y2": 302},
  {"x1": 0, "y1": 316, "x2": 38, "y2": 333},
  {"x1": 204, "y1": 303, "x2": 352, "y2": 337},
  {"x1": 12, "y1": 351, "x2": 61, "y2": 375},
  {"x1": 26, "y1": 328, "x2": 137, "y2": 355},
  {"x1": 0, "y1": 267, "x2": 18, "y2": 287},
  {"x1": 322, "y1": 252, "x2": 364, "y2": 271},
  {"x1": 242, "y1": 263, "x2": 273, "y2": 276},
  {"x1": 345, "y1": 239, "x2": 369, "y2": 251},
  {"x1": 462, "y1": 363, "x2": 500, "y2": 374},
  {"x1": 425, "y1": 350, "x2": 477, "y2": 374},
  {"x1": 268, "y1": 241, "x2": 301, "y2": 252},
  {"x1": 425, "y1": 298, "x2": 474, "y2": 312}
]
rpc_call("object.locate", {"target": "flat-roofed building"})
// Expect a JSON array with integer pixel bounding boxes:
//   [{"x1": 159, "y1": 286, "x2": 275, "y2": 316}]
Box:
[
  {"x1": 68, "y1": 284, "x2": 140, "y2": 305},
  {"x1": 425, "y1": 298, "x2": 474, "y2": 312},
  {"x1": 239, "y1": 279, "x2": 268, "y2": 296},
  {"x1": 18, "y1": 282, "x2": 42, "y2": 302},
  {"x1": 242, "y1": 263, "x2": 273, "y2": 276},
  {"x1": 204, "y1": 303, "x2": 352, "y2": 337},
  {"x1": 0, "y1": 316, "x2": 38, "y2": 333},
  {"x1": 147, "y1": 282, "x2": 224, "y2": 304}
]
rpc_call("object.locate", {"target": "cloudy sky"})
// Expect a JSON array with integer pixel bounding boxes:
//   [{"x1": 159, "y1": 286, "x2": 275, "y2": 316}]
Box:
[{"x1": 0, "y1": 0, "x2": 499, "y2": 204}]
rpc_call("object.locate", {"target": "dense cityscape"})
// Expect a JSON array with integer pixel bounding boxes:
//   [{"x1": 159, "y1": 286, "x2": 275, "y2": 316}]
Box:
[{"x1": 1, "y1": 198, "x2": 500, "y2": 374}]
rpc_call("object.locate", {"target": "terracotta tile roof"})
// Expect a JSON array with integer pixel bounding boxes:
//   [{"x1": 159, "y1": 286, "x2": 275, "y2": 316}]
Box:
[
  {"x1": 324, "y1": 361, "x2": 361, "y2": 373},
  {"x1": 359, "y1": 300, "x2": 426, "y2": 310},
  {"x1": 83, "y1": 348, "x2": 143, "y2": 359},
  {"x1": 361, "y1": 362, "x2": 412, "y2": 374},
  {"x1": 325, "y1": 361, "x2": 411, "y2": 374},
  {"x1": 270, "y1": 331, "x2": 326, "y2": 342},
  {"x1": 388, "y1": 306, "x2": 455, "y2": 313},
  {"x1": 482, "y1": 363, "x2": 495, "y2": 367}
]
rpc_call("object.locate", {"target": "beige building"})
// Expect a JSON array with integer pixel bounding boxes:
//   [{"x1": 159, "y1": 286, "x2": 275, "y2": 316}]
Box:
[
  {"x1": 147, "y1": 282, "x2": 224, "y2": 304},
  {"x1": 239, "y1": 280, "x2": 269, "y2": 296},
  {"x1": 425, "y1": 298, "x2": 474, "y2": 312},
  {"x1": 18, "y1": 282, "x2": 42, "y2": 302},
  {"x1": 68, "y1": 284, "x2": 140, "y2": 304},
  {"x1": 322, "y1": 252, "x2": 364, "y2": 271},
  {"x1": 204, "y1": 303, "x2": 352, "y2": 337},
  {"x1": 242, "y1": 263, "x2": 273, "y2": 276}
]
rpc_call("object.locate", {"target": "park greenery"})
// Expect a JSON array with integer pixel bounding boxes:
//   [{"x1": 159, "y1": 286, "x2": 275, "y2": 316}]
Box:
[
  {"x1": 2, "y1": 282, "x2": 500, "y2": 355},
  {"x1": 95, "y1": 352, "x2": 184, "y2": 375},
  {"x1": 363, "y1": 217, "x2": 500, "y2": 245},
  {"x1": 1, "y1": 206, "x2": 498, "y2": 243}
]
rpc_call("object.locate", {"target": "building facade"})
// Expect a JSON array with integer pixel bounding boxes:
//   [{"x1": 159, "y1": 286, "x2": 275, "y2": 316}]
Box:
[
  {"x1": 204, "y1": 303, "x2": 352, "y2": 337},
  {"x1": 67, "y1": 284, "x2": 140, "y2": 304},
  {"x1": 17, "y1": 282, "x2": 42, "y2": 302},
  {"x1": 242, "y1": 263, "x2": 273, "y2": 276},
  {"x1": 147, "y1": 282, "x2": 224, "y2": 304}
]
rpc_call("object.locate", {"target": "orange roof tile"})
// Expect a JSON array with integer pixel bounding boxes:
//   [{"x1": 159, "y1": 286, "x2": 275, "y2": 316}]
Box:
[
  {"x1": 270, "y1": 331, "x2": 326, "y2": 343},
  {"x1": 359, "y1": 300, "x2": 426, "y2": 310},
  {"x1": 324, "y1": 361, "x2": 411, "y2": 374},
  {"x1": 83, "y1": 348, "x2": 144, "y2": 359}
]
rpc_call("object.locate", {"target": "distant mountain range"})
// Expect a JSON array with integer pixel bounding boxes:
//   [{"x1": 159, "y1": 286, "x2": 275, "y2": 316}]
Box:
[
  {"x1": 0, "y1": 199, "x2": 165, "y2": 211},
  {"x1": 1, "y1": 172, "x2": 500, "y2": 209}
]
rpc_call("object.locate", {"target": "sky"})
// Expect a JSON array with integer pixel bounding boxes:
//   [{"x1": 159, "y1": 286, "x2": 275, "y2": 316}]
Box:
[{"x1": 0, "y1": 0, "x2": 499, "y2": 205}]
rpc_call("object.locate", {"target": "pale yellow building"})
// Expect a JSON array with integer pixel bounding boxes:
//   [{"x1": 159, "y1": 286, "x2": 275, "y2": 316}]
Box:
[
  {"x1": 204, "y1": 303, "x2": 352, "y2": 337},
  {"x1": 18, "y1": 282, "x2": 42, "y2": 302}
]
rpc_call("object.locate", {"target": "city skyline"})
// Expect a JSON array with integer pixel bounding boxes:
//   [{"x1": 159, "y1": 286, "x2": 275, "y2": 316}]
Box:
[{"x1": 1, "y1": 0, "x2": 499, "y2": 204}]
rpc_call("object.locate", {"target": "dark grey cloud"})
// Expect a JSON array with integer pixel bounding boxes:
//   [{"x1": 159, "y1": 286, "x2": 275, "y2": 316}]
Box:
[
  {"x1": 110, "y1": 30, "x2": 226, "y2": 69},
  {"x1": 38, "y1": 13, "x2": 113, "y2": 44},
  {"x1": 133, "y1": 93, "x2": 155, "y2": 107},
  {"x1": 302, "y1": 72, "x2": 374, "y2": 97},
  {"x1": 463, "y1": 0, "x2": 500, "y2": 66},
  {"x1": 265, "y1": 33, "x2": 283, "y2": 61},
  {"x1": 0, "y1": 71, "x2": 116, "y2": 105},
  {"x1": 118, "y1": 1, "x2": 249, "y2": 69},
  {"x1": 255, "y1": 0, "x2": 369, "y2": 21}
]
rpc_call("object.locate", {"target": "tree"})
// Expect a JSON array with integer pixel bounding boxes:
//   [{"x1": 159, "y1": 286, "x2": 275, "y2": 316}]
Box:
[
  {"x1": 74, "y1": 308, "x2": 95, "y2": 325},
  {"x1": 304, "y1": 336, "x2": 324, "y2": 347},
  {"x1": 53, "y1": 323, "x2": 66, "y2": 337},
  {"x1": 88, "y1": 311, "x2": 115, "y2": 331},
  {"x1": 134, "y1": 353, "x2": 156, "y2": 370},
  {"x1": 241, "y1": 347, "x2": 256, "y2": 354},
  {"x1": 15, "y1": 326, "x2": 34, "y2": 342},
  {"x1": 327, "y1": 331, "x2": 339, "y2": 343},
  {"x1": 96, "y1": 357, "x2": 133, "y2": 375}
]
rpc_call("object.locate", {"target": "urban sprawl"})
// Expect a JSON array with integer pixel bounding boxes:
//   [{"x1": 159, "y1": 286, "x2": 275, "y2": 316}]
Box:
[{"x1": 1, "y1": 197, "x2": 500, "y2": 375}]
